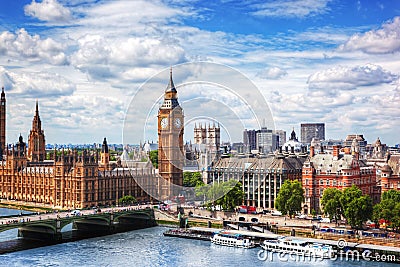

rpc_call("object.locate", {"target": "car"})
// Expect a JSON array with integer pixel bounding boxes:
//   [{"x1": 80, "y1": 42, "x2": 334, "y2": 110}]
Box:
[
  {"x1": 262, "y1": 209, "x2": 271, "y2": 214},
  {"x1": 271, "y1": 210, "x2": 282, "y2": 216},
  {"x1": 296, "y1": 214, "x2": 307, "y2": 219},
  {"x1": 251, "y1": 217, "x2": 259, "y2": 223},
  {"x1": 311, "y1": 216, "x2": 322, "y2": 221},
  {"x1": 71, "y1": 210, "x2": 81, "y2": 216},
  {"x1": 320, "y1": 218, "x2": 330, "y2": 223}
]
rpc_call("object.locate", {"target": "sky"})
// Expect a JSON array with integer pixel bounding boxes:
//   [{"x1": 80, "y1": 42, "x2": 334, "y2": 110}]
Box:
[{"x1": 0, "y1": 0, "x2": 399, "y2": 146}]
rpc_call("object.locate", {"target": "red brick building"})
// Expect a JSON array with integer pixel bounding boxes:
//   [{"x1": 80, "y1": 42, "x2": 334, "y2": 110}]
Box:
[
  {"x1": 378, "y1": 154, "x2": 400, "y2": 193},
  {"x1": 302, "y1": 145, "x2": 378, "y2": 214}
]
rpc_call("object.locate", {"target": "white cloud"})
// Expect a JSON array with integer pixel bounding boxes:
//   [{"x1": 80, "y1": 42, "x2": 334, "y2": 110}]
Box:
[
  {"x1": 1, "y1": 0, "x2": 399, "y2": 144},
  {"x1": 121, "y1": 67, "x2": 159, "y2": 81},
  {"x1": 0, "y1": 28, "x2": 67, "y2": 65},
  {"x1": 257, "y1": 67, "x2": 288, "y2": 79},
  {"x1": 307, "y1": 64, "x2": 398, "y2": 90},
  {"x1": 24, "y1": 0, "x2": 71, "y2": 22},
  {"x1": 70, "y1": 34, "x2": 186, "y2": 81},
  {"x1": 251, "y1": 0, "x2": 332, "y2": 18},
  {"x1": 110, "y1": 38, "x2": 186, "y2": 66},
  {"x1": 73, "y1": 0, "x2": 191, "y2": 32},
  {"x1": 0, "y1": 67, "x2": 75, "y2": 98},
  {"x1": 338, "y1": 16, "x2": 400, "y2": 54}
]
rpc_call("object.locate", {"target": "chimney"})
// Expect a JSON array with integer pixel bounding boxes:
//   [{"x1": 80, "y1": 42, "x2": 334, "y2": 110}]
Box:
[
  {"x1": 310, "y1": 146, "x2": 315, "y2": 157},
  {"x1": 333, "y1": 145, "x2": 340, "y2": 158}
]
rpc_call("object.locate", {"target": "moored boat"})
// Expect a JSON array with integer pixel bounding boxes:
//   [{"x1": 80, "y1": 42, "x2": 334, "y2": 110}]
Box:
[
  {"x1": 211, "y1": 231, "x2": 255, "y2": 248},
  {"x1": 261, "y1": 236, "x2": 334, "y2": 258}
]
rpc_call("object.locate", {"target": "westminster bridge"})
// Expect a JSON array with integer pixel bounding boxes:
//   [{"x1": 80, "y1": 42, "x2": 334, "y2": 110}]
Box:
[{"x1": 0, "y1": 207, "x2": 157, "y2": 241}]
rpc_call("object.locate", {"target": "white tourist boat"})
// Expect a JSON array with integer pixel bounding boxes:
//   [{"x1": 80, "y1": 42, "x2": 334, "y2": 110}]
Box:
[
  {"x1": 211, "y1": 231, "x2": 255, "y2": 248},
  {"x1": 261, "y1": 237, "x2": 334, "y2": 258}
]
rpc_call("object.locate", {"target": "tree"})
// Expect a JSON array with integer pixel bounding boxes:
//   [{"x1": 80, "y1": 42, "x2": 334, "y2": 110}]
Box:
[
  {"x1": 340, "y1": 185, "x2": 362, "y2": 209},
  {"x1": 373, "y1": 190, "x2": 400, "y2": 230},
  {"x1": 217, "y1": 181, "x2": 244, "y2": 211},
  {"x1": 321, "y1": 188, "x2": 343, "y2": 224},
  {"x1": 118, "y1": 195, "x2": 137, "y2": 206},
  {"x1": 345, "y1": 195, "x2": 373, "y2": 229},
  {"x1": 382, "y1": 189, "x2": 400, "y2": 202},
  {"x1": 195, "y1": 180, "x2": 244, "y2": 211},
  {"x1": 149, "y1": 150, "x2": 158, "y2": 168},
  {"x1": 340, "y1": 185, "x2": 373, "y2": 229},
  {"x1": 275, "y1": 180, "x2": 304, "y2": 218},
  {"x1": 183, "y1": 172, "x2": 204, "y2": 187},
  {"x1": 391, "y1": 203, "x2": 400, "y2": 232}
]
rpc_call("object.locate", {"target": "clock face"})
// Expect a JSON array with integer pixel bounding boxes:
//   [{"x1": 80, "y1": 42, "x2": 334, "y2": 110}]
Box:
[
  {"x1": 160, "y1": 118, "x2": 168, "y2": 129},
  {"x1": 174, "y1": 118, "x2": 182, "y2": 128}
]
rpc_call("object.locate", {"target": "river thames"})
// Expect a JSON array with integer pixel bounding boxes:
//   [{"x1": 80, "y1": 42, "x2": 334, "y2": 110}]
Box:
[{"x1": 0, "y1": 209, "x2": 397, "y2": 267}]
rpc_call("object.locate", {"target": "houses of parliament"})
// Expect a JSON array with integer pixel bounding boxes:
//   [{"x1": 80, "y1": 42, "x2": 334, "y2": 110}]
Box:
[{"x1": 0, "y1": 71, "x2": 184, "y2": 209}]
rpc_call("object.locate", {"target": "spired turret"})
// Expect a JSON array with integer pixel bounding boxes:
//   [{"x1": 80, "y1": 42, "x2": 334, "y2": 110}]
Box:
[
  {"x1": 27, "y1": 101, "x2": 46, "y2": 162},
  {"x1": 160, "y1": 67, "x2": 180, "y2": 110}
]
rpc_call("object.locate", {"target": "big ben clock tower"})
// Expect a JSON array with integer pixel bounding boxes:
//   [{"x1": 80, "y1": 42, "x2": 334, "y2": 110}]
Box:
[{"x1": 158, "y1": 68, "x2": 184, "y2": 200}]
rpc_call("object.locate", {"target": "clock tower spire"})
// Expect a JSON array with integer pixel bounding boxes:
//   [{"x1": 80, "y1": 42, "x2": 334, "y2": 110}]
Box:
[{"x1": 157, "y1": 68, "x2": 184, "y2": 200}]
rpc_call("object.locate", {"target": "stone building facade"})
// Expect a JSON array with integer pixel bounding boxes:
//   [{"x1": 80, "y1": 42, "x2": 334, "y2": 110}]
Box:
[
  {"x1": 0, "y1": 89, "x2": 158, "y2": 209},
  {"x1": 208, "y1": 151, "x2": 306, "y2": 209}
]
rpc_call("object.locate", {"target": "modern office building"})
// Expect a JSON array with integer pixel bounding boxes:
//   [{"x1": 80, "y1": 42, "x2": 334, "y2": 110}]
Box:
[
  {"x1": 300, "y1": 123, "x2": 325, "y2": 144},
  {"x1": 243, "y1": 129, "x2": 257, "y2": 152},
  {"x1": 274, "y1": 130, "x2": 286, "y2": 148},
  {"x1": 256, "y1": 127, "x2": 278, "y2": 154},
  {"x1": 243, "y1": 127, "x2": 279, "y2": 154}
]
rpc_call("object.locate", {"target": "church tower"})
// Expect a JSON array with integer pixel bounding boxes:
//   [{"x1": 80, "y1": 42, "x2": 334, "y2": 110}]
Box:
[
  {"x1": 0, "y1": 87, "x2": 6, "y2": 154},
  {"x1": 158, "y1": 68, "x2": 184, "y2": 200},
  {"x1": 207, "y1": 123, "x2": 220, "y2": 151},
  {"x1": 27, "y1": 101, "x2": 46, "y2": 161},
  {"x1": 194, "y1": 123, "x2": 206, "y2": 145}
]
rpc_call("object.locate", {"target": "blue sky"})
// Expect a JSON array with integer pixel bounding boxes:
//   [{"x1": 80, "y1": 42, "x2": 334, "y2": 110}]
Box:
[{"x1": 0, "y1": 0, "x2": 399, "y2": 146}]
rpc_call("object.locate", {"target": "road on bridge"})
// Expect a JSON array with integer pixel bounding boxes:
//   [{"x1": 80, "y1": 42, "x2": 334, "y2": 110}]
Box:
[{"x1": 0, "y1": 204, "x2": 153, "y2": 226}]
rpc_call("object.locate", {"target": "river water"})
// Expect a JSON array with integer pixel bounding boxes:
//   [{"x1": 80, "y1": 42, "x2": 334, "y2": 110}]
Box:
[{"x1": 0, "y1": 209, "x2": 397, "y2": 266}]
